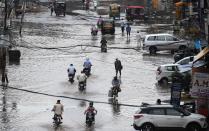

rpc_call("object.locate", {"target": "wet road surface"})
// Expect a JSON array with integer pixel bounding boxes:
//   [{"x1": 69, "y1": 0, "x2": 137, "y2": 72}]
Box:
[{"x1": 0, "y1": 8, "x2": 176, "y2": 131}]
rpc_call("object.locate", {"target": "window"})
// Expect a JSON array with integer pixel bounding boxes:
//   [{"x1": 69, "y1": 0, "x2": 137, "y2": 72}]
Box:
[
  {"x1": 149, "y1": 108, "x2": 165, "y2": 115},
  {"x1": 156, "y1": 36, "x2": 165, "y2": 41},
  {"x1": 166, "y1": 66, "x2": 176, "y2": 71},
  {"x1": 166, "y1": 36, "x2": 178, "y2": 41},
  {"x1": 166, "y1": 108, "x2": 181, "y2": 116},
  {"x1": 140, "y1": 109, "x2": 149, "y2": 114},
  {"x1": 178, "y1": 58, "x2": 190, "y2": 65},
  {"x1": 147, "y1": 36, "x2": 156, "y2": 41}
]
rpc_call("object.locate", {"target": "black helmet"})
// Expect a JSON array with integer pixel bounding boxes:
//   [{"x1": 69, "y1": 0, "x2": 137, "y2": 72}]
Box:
[
  {"x1": 156, "y1": 99, "x2": 161, "y2": 104},
  {"x1": 89, "y1": 102, "x2": 93, "y2": 107},
  {"x1": 70, "y1": 64, "x2": 73, "y2": 66}
]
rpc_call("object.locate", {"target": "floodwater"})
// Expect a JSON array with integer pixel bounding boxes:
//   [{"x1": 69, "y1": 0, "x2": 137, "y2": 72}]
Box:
[{"x1": 0, "y1": 4, "x2": 175, "y2": 131}]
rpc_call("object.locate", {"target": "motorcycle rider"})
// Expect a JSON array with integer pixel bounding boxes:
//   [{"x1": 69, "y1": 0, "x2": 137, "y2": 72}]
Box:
[
  {"x1": 67, "y1": 64, "x2": 76, "y2": 81},
  {"x1": 84, "y1": 102, "x2": 97, "y2": 122},
  {"x1": 52, "y1": 100, "x2": 64, "y2": 122},
  {"x1": 112, "y1": 76, "x2": 121, "y2": 92},
  {"x1": 83, "y1": 58, "x2": 92, "y2": 75},
  {"x1": 100, "y1": 37, "x2": 107, "y2": 52},
  {"x1": 91, "y1": 25, "x2": 98, "y2": 36},
  {"x1": 77, "y1": 71, "x2": 88, "y2": 87}
]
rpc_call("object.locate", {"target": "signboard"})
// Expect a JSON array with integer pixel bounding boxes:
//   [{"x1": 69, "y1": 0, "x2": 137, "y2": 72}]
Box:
[
  {"x1": 171, "y1": 83, "x2": 182, "y2": 106},
  {"x1": 191, "y1": 73, "x2": 209, "y2": 98}
]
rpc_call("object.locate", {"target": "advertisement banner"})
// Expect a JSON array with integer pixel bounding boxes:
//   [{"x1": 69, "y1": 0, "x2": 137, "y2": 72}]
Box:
[{"x1": 191, "y1": 72, "x2": 209, "y2": 98}]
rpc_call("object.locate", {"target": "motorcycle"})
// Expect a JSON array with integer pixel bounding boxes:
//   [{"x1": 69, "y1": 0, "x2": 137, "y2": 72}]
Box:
[
  {"x1": 91, "y1": 30, "x2": 98, "y2": 36},
  {"x1": 79, "y1": 81, "x2": 86, "y2": 91},
  {"x1": 108, "y1": 86, "x2": 120, "y2": 104},
  {"x1": 53, "y1": 114, "x2": 62, "y2": 126},
  {"x1": 68, "y1": 74, "x2": 74, "y2": 83},
  {"x1": 83, "y1": 68, "x2": 91, "y2": 77},
  {"x1": 86, "y1": 112, "x2": 94, "y2": 127},
  {"x1": 101, "y1": 45, "x2": 107, "y2": 52}
]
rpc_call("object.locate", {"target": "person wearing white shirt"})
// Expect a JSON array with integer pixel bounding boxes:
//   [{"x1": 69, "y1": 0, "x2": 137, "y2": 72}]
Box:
[{"x1": 136, "y1": 30, "x2": 142, "y2": 48}]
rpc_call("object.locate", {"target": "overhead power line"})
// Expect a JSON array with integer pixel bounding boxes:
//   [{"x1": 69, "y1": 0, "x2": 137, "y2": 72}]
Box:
[{"x1": 0, "y1": 84, "x2": 141, "y2": 108}]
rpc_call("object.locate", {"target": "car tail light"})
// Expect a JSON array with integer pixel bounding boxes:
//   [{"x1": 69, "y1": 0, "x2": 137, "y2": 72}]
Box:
[
  {"x1": 134, "y1": 114, "x2": 143, "y2": 119},
  {"x1": 157, "y1": 67, "x2": 161, "y2": 75}
]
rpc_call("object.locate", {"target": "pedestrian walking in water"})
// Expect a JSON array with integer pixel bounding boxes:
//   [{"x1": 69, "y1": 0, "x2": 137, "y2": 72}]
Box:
[
  {"x1": 49, "y1": 3, "x2": 54, "y2": 16},
  {"x1": 114, "y1": 58, "x2": 123, "y2": 77},
  {"x1": 120, "y1": 19, "x2": 125, "y2": 34},
  {"x1": 1, "y1": 68, "x2": 9, "y2": 85},
  {"x1": 194, "y1": 38, "x2": 202, "y2": 54},
  {"x1": 126, "y1": 24, "x2": 131, "y2": 38},
  {"x1": 136, "y1": 30, "x2": 141, "y2": 48}
]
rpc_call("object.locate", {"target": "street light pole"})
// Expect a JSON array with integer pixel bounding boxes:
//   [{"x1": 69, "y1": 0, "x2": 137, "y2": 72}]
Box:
[{"x1": 3, "y1": 0, "x2": 8, "y2": 32}]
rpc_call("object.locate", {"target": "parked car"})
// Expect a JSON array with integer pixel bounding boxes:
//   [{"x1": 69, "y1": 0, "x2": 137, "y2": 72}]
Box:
[
  {"x1": 175, "y1": 56, "x2": 196, "y2": 72},
  {"x1": 133, "y1": 104, "x2": 208, "y2": 131},
  {"x1": 173, "y1": 47, "x2": 195, "y2": 63},
  {"x1": 142, "y1": 34, "x2": 191, "y2": 54},
  {"x1": 156, "y1": 55, "x2": 196, "y2": 84},
  {"x1": 156, "y1": 64, "x2": 180, "y2": 84},
  {"x1": 101, "y1": 19, "x2": 115, "y2": 35}
]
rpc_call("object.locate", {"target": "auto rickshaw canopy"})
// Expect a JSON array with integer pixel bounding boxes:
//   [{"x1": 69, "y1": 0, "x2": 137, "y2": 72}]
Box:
[
  {"x1": 110, "y1": 3, "x2": 120, "y2": 10},
  {"x1": 126, "y1": 6, "x2": 144, "y2": 9},
  {"x1": 175, "y1": 1, "x2": 192, "y2": 7}
]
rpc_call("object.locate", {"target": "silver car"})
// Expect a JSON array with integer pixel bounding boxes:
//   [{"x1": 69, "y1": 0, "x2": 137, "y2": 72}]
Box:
[{"x1": 142, "y1": 33, "x2": 191, "y2": 54}]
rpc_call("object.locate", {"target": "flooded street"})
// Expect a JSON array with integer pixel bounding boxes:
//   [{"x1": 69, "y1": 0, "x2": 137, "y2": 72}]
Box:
[{"x1": 0, "y1": 7, "x2": 175, "y2": 131}]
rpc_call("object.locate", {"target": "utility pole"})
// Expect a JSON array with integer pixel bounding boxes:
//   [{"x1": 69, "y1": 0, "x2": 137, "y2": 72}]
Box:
[
  {"x1": 208, "y1": 14, "x2": 209, "y2": 46},
  {"x1": 3, "y1": 0, "x2": 8, "y2": 32},
  {"x1": 19, "y1": 1, "x2": 26, "y2": 36},
  {"x1": 207, "y1": 0, "x2": 209, "y2": 46}
]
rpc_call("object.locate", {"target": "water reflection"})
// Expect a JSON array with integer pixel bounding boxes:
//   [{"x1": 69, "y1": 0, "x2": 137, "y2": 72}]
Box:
[
  {"x1": 9, "y1": 60, "x2": 20, "y2": 66},
  {"x1": 79, "y1": 100, "x2": 87, "y2": 107},
  {"x1": 0, "y1": 85, "x2": 17, "y2": 126},
  {"x1": 108, "y1": 98, "x2": 121, "y2": 115},
  {"x1": 85, "y1": 125, "x2": 95, "y2": 131},
  {"x1": 1, "y1": 87, "x2": 8, "y2": 124},
  {"x1": 126, "y1": 38, "x2": 130, "y2": 44},
  {"x1": 53, "y1": 125, "x2": 66, "y2": 131},
  {"x1": 102, "y1": 35, "x2": 115, "y2": 45}
]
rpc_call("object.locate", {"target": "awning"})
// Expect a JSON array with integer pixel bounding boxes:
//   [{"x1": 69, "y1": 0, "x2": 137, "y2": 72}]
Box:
[
  {"x1": 194, "y1": 47, "x2": 209, "y2": 62},
  {"x1": 126, "y1": 6, "x2": 144, "y2": 9},
  {"x1": 175, "y1": 2, "x2": 192, "y2": 7}
]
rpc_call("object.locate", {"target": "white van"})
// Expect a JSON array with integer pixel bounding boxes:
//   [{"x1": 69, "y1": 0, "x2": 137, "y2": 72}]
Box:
[{"x1": 142, "y1": 34, "x2": 190, "y2": 54}]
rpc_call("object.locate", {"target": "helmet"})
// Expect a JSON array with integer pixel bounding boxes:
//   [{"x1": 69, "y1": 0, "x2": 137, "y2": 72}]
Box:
[
  {"x1": 89, "y1": 101, "x2": 93, "y2": 107},
  {"x1": 156, "y1": 99, "x2": 161, "y2": 104},
  {"x1": 70, "y1": 64, "x2": 73, "y2": 66}
]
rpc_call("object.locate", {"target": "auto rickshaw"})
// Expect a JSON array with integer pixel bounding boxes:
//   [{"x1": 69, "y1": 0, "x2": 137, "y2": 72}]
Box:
[
  {"x1": 125, "y1": 6, "x2": 145, "y2": 21},
  {"x1": 54, "y1": 2, "x2": 66, "y2": 16},
  {"x1": 101, "y1": 19, "x2": 115, "y2": 35},
  {"x1": 109, "y1": 4, "x2": 120, "y2": 19}
]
